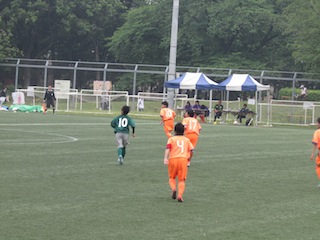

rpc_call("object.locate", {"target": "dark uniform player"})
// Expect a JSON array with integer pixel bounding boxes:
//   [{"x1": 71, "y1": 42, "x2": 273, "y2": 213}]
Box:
[
  {"x1": 111, "y1": 106, "x2": 136, "y2": 164},
  {"x1": 213, "y1": 100, "x2": 224, "y2": 122},
  {"x1": 43, "y1": 85, "x2": 56, "y2": 114}
]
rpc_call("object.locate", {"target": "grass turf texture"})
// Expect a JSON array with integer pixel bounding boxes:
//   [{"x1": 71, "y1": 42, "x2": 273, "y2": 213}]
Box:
[{"x1": 0, "y1": 111, "x2": 319, "y2": 240}]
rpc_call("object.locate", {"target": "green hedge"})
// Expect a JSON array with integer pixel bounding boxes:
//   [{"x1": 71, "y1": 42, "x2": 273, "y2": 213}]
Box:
[{"x1": 279, "y1": 87, "x2": 320, "y2": 101}]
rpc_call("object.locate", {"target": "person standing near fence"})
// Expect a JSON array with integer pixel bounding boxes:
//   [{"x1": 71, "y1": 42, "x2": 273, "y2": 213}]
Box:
[
  {"x1": 43, "y1": 85, "x2": 56, "y2": 114},
  {"x1": 160, "y1": 101, "x2": 176, "y2": 138},
  {"x1": 0, "y1": 87, "x2": 8, "y2": 105},
  {"x1": 163, "y1": 122, "x2": 194, "y2": 202},
  {"x1": 297, "y1": 85, "x2": 307, "y2": 100},
  {"x1": 310, "y1": 117, "x2": 320, "y2": 188},
  {"x1": 111, "y1": 105, "x2": 136, "y2": 165}
]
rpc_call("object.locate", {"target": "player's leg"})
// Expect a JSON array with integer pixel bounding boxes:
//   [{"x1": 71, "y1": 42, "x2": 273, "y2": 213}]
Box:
[
  {"x1": 51, "y1": 101, "x2": 55, "y2": 114},
  {"x1": 186, "y1": 134, "x2": 198, "y2": 167},
  {"x1": 316, "y1": 156, "x2": 320, "y2": 187},
  {"x1": 44, "y1": 101, "x2": 50, "y2": 114},
  {"x1": 164, "y1": 121, "x2": 173, "y2": 138},
  {"x1": 115, "y1": 133, "x2": 124, "y2": 164},
  {"x1": 177, "y1": 158, "x2": 188, "y2": 202},
  {"x1": 199, "y1": 114, "x2": 205, "y2": 123},
  {"x1": 168, "y1": 158, "x2": 178, "y2": 199},
  {"x1": 122, "y1": 134, "x2": 130, "y2": 159}
]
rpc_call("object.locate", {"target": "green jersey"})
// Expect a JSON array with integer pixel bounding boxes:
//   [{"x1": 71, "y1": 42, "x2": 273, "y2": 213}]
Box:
[
  {"x1": 214, "y1": 104, "x2": 223, "y2": 112},
  {"x1": 111, "y1": 115, "x2": 135, "y2": 134}
]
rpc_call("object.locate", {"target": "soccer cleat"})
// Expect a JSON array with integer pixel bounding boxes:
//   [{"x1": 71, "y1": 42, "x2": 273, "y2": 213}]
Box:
[
  {"x1": 171, "y1": 190, "x2": 177, "y2": 199},
  {"x1": 118, "y1": 155, "x2": 124, "y2": 165},
  {"x1": 187, "y1": 161, "x2": 191, "y2": 167},
  {"x1": 317, "y1": 183, "x2": 320, "y2": 188},
  {"x1": 177, "y1": 197, "x2": 184, "y2": 202}
]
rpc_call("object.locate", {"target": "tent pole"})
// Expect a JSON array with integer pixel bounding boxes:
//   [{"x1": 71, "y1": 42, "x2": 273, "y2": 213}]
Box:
[
  {"x1": 255, "y1": 92, "x2": 258, "y2": 126},
  {"x1": 267, "y1": 90, "x2": 270, "y2": 126},
  {"x1": 209, "y1": 90, "x2": 213, "y2": 123}
]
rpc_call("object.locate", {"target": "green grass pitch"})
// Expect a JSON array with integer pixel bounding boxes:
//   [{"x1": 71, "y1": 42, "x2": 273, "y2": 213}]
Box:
[{"x1": 0, "y1": 111, "x2": 319, "y2": 240}]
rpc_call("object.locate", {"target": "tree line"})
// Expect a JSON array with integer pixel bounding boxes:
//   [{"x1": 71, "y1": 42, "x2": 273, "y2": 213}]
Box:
[{"x1": 0, "y1": 0, "x2": 319, "y2": 88}]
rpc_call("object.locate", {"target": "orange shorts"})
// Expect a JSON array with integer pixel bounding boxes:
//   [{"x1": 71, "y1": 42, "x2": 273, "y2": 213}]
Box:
[
  {"x1": 168, "y1": 157, "x2": 188, "y2": 181},
  {"x1": 185, "y1": 133, "x2": 199, "y2": 148},
  {"x1": 163, "y1": 119, "x2": 174, "y2": 133}
]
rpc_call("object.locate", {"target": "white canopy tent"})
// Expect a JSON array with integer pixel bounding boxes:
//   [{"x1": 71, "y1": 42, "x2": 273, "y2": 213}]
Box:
[
  {"x1": 164, "y1": 72, "x2": 219, "y2": 122},
  {"x1": 215, "y1": 74, "x2": 271, "y2": 125}
]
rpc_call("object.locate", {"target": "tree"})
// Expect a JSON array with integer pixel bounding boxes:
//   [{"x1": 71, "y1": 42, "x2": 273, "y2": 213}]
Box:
[
  {"x1": 55, "y1": 0, "x2": 127, "y2": 63},
  {"x1": 0, "y1": 17, "x2": 21, "y2": 58},
  {"x1": 284, "y1": 0, "x2": 320, "y2": 72},
  {"x1": 108, "y1": 2, "x2": 172, "y2": 64},
  {"x1": 206, "y1": 0, "x2": 293, "y2": 70}
]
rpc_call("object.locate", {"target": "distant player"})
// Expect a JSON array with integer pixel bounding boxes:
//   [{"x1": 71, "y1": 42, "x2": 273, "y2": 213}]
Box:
[
  {"x1": 310, "y1": 117, "x2": 320, "y2": 187},
  {"x1": 182, "y1": 109, "x2": 202, "y2": 167},
  {"x1": 160, "y1": 101, "x2": 176, "y2": 138},
  {"x1": 43, "y1": 85, "x2": 56, "y2": 114},
  {"x1": 111, "y1": 105, "x2": 136, "y2": 165},
  {"x1": 163, "y1": 122, "x2": 194, "y2": 202}
]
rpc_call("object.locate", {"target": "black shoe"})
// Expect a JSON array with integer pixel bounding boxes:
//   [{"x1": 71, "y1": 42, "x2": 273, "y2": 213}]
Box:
[{"x1": 171, "y1": 190, "x2": 176, "y2": 199}]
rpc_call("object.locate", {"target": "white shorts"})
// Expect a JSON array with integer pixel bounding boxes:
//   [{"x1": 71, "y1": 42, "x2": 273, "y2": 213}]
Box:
[{"x1": 115, "y1": 132, "x2": 129, "y2": 148}]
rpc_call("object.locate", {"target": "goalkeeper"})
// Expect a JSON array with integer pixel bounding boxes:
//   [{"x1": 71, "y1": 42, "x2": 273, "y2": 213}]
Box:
[{"x1": 43, "y1": 85, "x2": 56, "y2": 114}]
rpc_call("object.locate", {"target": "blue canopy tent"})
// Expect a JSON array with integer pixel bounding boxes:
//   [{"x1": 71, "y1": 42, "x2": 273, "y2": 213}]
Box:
[
  {"x1": 164, "y1": 72, "x2": 219, "y2": 122},
  {"x1": 216, "y1": 74, "x2": 270, "y2": 125},
  {"x1": 165, "y1": 72, "x2": 218, "y2": 90}
]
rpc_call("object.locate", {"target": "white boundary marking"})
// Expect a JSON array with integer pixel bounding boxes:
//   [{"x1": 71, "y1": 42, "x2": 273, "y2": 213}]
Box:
[{"x1": 2, "y1": 129, "x2": 78, "y2": 145}]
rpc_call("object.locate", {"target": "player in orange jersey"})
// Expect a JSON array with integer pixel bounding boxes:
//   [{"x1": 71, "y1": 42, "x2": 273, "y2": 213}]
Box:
[
  {"x1": 160, "y1": 101, "x2": 176, "y2": 138},
  {"x1": 163, "y1": 123, "x2": 194, "y2": 202},
  {"x1": 182, "y1": 109, "x2": 202, "y2": 167},
  {"x1": 310, "y1": 117, "x2": 320, "y2": 188}
]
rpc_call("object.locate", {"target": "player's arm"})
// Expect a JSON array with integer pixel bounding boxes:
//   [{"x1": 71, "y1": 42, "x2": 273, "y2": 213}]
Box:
[
  {"x1": 110, "y1": 119, "x2": 116, "y2": 128},
  {"x1": 189, "y1": 150, "x2": 194, "y2": 162},
  {"x1": 163, "y1": 143, "x2": 171, "y2": 165},
  {"x1": 310, "y1": 142, "x2": 317, "y2": 160},
  {"x1": 160, "y1": 115, "x2": 164, "y2": 124}
]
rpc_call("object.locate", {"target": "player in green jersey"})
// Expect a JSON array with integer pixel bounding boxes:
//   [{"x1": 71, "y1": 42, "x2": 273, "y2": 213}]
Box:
[{"x1": 111, "y1": 106, "x2": 136, "y2": 164}]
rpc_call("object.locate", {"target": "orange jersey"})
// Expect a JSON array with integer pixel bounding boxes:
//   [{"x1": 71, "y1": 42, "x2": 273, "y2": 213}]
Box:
[
  {"x1": 160, "y1": 108, "x2": 176, "y2": 121},
  {"x1": 166, "y1": 135, "x2": 194, "y2": 159},
  {"x1": 312, "y1": 129, "x2": 320, "y2": 149},
  {"x1": 182, "y1": 117, "x2": 202, "y2": 135}
]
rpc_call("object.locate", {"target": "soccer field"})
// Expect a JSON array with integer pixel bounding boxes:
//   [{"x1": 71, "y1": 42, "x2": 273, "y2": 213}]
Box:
[{"x1": 0, "y1": 111, "x2": 319, "y2": 240}]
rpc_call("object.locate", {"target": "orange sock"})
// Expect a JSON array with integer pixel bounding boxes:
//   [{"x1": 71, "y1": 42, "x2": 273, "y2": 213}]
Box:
[
  {"x1": 200, "y1": 115, "x2": 205, "y2": 123},
  {"x1": 169, "y1": 178, "x2": 176, "y2": 191},
  {"x1": 166, "y1": 132, "x2": 172, "y2": 138},
  {"x1": 177, "y1": 181, "x2": 185, "y2": 198}
]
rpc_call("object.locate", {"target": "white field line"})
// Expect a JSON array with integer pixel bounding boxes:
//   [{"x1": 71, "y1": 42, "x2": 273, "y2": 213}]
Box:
[{"x1": 2, "y1": 129, "x2": 78, "y2": 145}]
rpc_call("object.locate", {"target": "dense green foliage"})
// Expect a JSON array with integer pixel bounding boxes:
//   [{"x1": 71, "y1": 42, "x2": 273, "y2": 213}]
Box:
[
  {"x1": 1, "y1": 0, "x2": 319, "y2": 72},
  {"x1": 279, "y1": 87, "x2": 320, "y2": 101}
]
